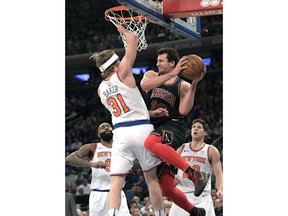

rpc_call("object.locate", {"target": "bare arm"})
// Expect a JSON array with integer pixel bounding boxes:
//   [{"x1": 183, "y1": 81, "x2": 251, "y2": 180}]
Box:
[
  {"x1": 117, "y1": 25, "x2": 138, "y2": 88},
  {"x1": 209, "y1": 145, "x2": 223, "y2": 200},
  {"x1": 65, "y1": 144, "x2": 106, "y2": 168},
  {"x1": 179, "y1": 68, "x2": 206, "y2": 115},
  {"x1": 140, "y1": 56, "x2": 188, "y2": 92},
  {"x1": 149, "y1": 108, "x2": 169, "y2": 118},
  {"x1": 141, "y1": 70, "x2": 174, "y2": 92}
]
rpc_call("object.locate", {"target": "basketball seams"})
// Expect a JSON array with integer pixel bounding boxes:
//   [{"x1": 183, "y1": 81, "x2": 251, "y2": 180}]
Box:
[{"x1": 180, "y1": 54, "x2": 204, "y2": 80}]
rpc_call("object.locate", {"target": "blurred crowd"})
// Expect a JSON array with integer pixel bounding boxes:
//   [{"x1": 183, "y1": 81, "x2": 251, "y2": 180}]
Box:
[{"x1": 66, "y1": 0, "x2": 223, "y2": 56}]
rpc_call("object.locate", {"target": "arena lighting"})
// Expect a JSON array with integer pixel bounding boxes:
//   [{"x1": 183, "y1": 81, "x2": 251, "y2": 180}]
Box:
[
  {"x1": 73, "y1": 74, "x2": 90, "y2": 81},
  {"x1": 203, "y1": 57, "x2": 211, "y2": 66},
  {"x1": 132, "y1": 67, "x2": 147, "y2": 75}
]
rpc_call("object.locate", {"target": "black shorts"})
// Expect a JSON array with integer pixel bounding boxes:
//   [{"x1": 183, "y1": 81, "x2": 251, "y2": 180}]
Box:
[
  {"x1": 157, "y1": 162, "x2": 176, "y2": 178},
  {"x1": 152, "y1": 119, "x2": 187, "y2": 151}
]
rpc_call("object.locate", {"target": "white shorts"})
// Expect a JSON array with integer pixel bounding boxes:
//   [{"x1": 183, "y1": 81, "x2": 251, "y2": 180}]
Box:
[
  {"x1": 169, "y1": 191, "x2": 215, "y2": 216},
  {"x1": 111, "y1": 124, "x2": 162, "y2": 174},
  {"x1": 89, "y1": 190, "x2": 130, "y2": 216}
]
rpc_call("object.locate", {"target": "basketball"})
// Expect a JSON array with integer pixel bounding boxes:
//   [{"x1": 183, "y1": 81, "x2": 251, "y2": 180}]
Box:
[{"x1": 181, "y1": 54, "x2": 205, "y2": 80}]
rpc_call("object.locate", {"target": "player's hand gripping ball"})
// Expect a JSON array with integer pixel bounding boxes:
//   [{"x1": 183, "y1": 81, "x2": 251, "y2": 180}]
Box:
[{"x1": 181, "y1": 54, "x2": 206, "y2": 80}]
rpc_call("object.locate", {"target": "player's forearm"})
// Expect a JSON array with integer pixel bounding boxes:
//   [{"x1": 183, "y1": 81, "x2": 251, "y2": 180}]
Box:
[
  {"x1": 179, "y1": 82, "x2": 197, "y2": 115},
  {"x1": 141, "y1": 73, "x2": 174, "y2": 91},
  {"x1": 214, "y1": 164, "x2": 223, "y2": 191},
  {"x1": 123, "y1": 31, "x2": 138, "y2": 49},
  {"x1": 65, "y1": 154, "x2": 91, "y2": 167},
  {"x1": 216, "y1": 177, "x2": 223, "y2": 192}
]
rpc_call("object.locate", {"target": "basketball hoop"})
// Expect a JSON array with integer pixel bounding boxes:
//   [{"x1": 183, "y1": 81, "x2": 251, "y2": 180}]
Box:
[{"x1": 105, "y1": 6, "x2": 155, "y2": 51}]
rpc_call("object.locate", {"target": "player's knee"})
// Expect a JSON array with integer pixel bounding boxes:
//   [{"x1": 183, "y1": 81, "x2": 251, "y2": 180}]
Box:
[{"x1": 144, "y1": 134, "x2": 159, "y2": 151}]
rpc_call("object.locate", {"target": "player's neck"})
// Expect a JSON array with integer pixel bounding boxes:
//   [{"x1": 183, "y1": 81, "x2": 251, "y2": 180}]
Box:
[
  {"x1": 101, "y1": 141, "x2": 112, "y2": 148},
  {"x1": 190, "y1": 140, "x2": 205, "y2": 150}
]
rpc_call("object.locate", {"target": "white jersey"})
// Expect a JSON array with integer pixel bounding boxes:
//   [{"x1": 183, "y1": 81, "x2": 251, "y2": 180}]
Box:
[
  {"x1": 177, "y1": 143, "x2": 212, "y2": 193},
  {"x1": 169, "y1": 143, "x2": 215, "y2": 216},
  {"x1": 88, "y1": 142, "x2": 130, "y2": 216},
  {"x1": 89, "y1": 142, "x2": 111, "y2": 190},
  {"x1": 98, "y1": 73, "x2": 150, "y2": 125}
]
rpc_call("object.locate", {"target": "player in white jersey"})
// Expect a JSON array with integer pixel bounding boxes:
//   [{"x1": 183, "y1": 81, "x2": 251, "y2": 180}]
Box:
[
  {"x1": 169, "y1": 119, "x2": 223, "y2": 216},
  {"x1": 89, "y1": 25, "x2": 164, "y2": 216},
  {"x1": 65, "y1": 123, "x2": 130, "y2": 216}
]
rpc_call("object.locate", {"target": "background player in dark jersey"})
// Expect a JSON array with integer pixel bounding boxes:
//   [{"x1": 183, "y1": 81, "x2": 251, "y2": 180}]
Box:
[{"x1": 141, "y1": 47, "x2": 207, "y2": 216}]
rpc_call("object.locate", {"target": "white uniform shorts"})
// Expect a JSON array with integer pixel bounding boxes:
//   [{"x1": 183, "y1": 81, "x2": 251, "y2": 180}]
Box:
[
  {"x1": 169, "y1": 191, "x2": 215, "y2": 216},
  {"x1": 111, "y1": 124, "x2": 162, "y2": 174},
  {"x1": 89, "y1": 190, "x2": 130, "y2": 216}
]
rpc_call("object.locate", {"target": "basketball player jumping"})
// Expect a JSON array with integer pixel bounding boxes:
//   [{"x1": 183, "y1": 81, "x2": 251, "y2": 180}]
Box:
[
  {"x1": 90, "y1": 25, "x2": 164, "y2": 216},
  {"x1": 65, "y1": 122, "x2": 130, "y2": 216},
  {"x1": 141, "y1": 47, "x2": 208, "y2": 216}
]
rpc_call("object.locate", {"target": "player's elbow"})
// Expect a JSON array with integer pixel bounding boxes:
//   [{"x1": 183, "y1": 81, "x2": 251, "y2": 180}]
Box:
[
  {"x1": 65, "y1": 155, "x2": 72, "y2": 164},
  {"x1": 140, "y1": 82, "x2": 149, "y2": 92},
  {"x1": 179, "y1": 108, "x2": 190, "y2": 116},
  {"x1": 180, "y1": 111, "x2": 189, "y2": 116}
]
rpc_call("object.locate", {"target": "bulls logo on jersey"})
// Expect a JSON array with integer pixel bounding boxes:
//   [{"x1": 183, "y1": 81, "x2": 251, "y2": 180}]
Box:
[{"x1": 161, "y1": 130, "x2": 173, "y2": 144}]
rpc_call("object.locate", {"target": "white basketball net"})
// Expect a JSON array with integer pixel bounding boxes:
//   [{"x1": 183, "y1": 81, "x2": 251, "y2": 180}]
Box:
[{"x1": 105, "y1": 6, "x2": 152, "y2": 51}]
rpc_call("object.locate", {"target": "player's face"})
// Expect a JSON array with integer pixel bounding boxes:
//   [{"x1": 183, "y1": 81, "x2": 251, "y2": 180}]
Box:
[
  {"x1": 98, "y1": 123, "x2": 113, "y2": 141},
  {"x1": 157, "y1": 54, "x2": 174, "y2": 75},
  {"x1": 98, "y1": 123, "x2": 112, "y2": 134},
  {"x1": 191, "y1": 122, "x2": 206, "y2": 140}
]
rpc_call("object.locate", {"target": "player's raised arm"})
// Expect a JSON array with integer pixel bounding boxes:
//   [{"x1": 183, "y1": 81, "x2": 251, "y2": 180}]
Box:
[{"x1": 116, "y1": 25, "x2": 138, "y2": 87}]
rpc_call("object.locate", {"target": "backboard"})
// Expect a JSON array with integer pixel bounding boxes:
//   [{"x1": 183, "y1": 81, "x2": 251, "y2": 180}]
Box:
[{"x1": 117, "y1": 0, "x2": 202, "y2": 39}]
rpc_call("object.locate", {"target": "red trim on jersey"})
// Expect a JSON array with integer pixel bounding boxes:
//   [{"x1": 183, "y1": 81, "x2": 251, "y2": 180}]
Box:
[
  {"x1": 189, "y1": 142, "x2": 205, "y2": 152},
  {"x1": 179, "y1": 143, "x2": 186, "y2": 154}
]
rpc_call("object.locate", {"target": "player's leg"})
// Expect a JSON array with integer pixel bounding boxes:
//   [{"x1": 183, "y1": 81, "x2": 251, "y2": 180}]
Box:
[
  {"x1": 158, "y1": 164, "x2": 206, "y2": 216},
  {"x1": 89, "y1": 191, "x2": 109, "y2": 216},
  {"x1": 144, "y1": 123, "x2": 210, "y2": 196},
  {"x1": 132, "y1": 124, "x2": 164, "y2": 216},
  {"x1": 108, "y1": 175, "x2": 126, "y2": 216},
  {"x1": 143, "y1": 167, "x2": 165, "y2": 216},
  {"x1": 118, "y1": 190, "x2": 130, "y2": 215},
  {"x1": 145, "y1": 133, "x2": 190, "y2": 171}
]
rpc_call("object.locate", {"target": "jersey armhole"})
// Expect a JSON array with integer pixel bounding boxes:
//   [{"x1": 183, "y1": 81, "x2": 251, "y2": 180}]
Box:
[
  {"x1": 207, "y1": 145, "x2": 212, "y2": 165},
  {"x1": 90, "y1": 143, "x2": 98, "y2": 160}
]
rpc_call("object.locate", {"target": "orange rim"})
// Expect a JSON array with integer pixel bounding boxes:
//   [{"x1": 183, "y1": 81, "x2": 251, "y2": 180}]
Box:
[{"x1": 105, "y1": 6, "x2": 156, "y2": 24}]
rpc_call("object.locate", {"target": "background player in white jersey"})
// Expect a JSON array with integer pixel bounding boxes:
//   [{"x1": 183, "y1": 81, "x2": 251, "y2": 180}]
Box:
[
  {"x1": 65, "y1": 122, "x2": 130, "y2": 216},
  {"x1": 89, "y1": 25, "x2": 164, "y2": 216},
  {"x1": 169, "y1": 119, "x2": 223, "y2": 216}
]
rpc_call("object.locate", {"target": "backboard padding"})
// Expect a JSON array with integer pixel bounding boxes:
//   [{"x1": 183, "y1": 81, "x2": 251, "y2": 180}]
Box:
[{"x1": 117, "y1": 0, "x2": 201, "y2": 39}]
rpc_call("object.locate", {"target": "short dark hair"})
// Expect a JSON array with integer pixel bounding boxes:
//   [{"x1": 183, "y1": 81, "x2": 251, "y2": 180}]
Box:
[
  {"x1": 157, "y1": 47, "x2": 180, "y2": 65},
  {"x1": 192, "y1": 119, "x2": 209, "y2": 131}
]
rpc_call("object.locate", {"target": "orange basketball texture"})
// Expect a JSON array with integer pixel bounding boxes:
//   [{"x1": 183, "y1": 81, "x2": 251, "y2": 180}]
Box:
[{"x1": 181, "y1": 54, "x2": 205, "y2": 80}]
